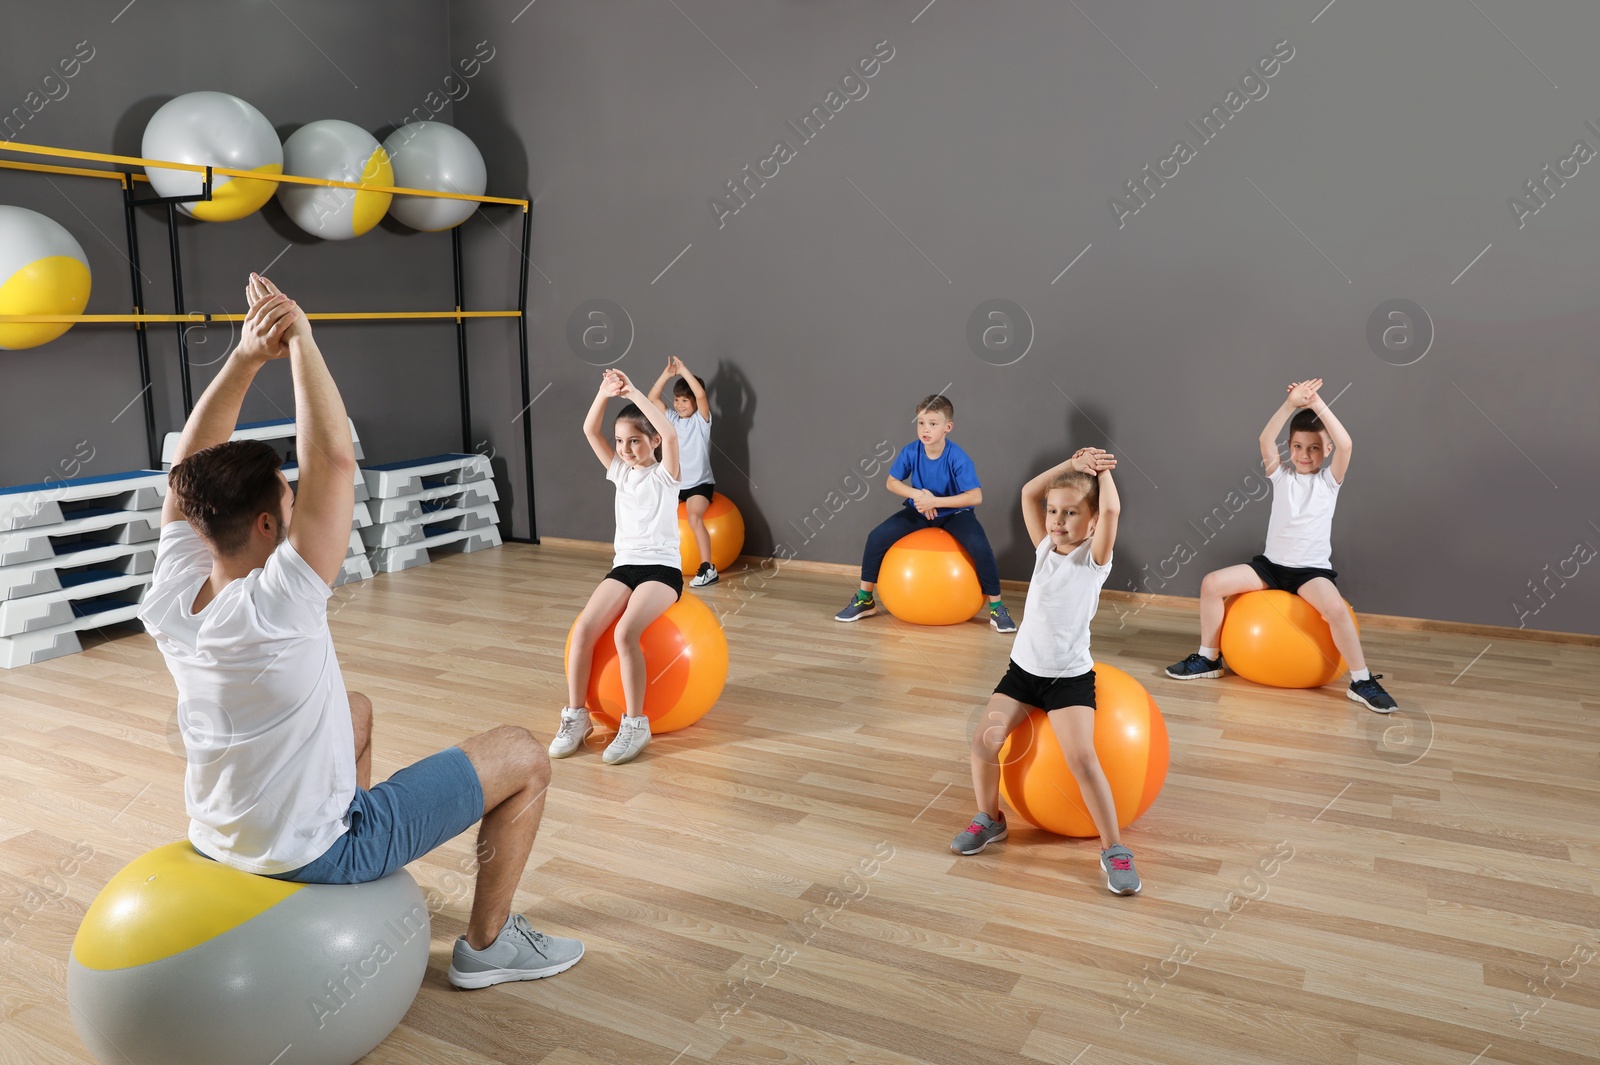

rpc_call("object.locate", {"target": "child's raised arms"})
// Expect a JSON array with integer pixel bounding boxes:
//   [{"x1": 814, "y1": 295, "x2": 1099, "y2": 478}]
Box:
[
  {"x1": 645, "y1": 358, "x2": 675, "y2": 412},
  {"x1": 1020, "y1": 448, "x2": 1117, "y2": 559},
  {"x1": 1303, "y1": 381, "x2": 1354, "y2": 484},
  {"x1": 613, "y1": 370, "x2": 682, "y2": 482},
  {"x1": 582, "y1": 371, "x2": 629, "y2": 468},
  {"x1": 1088, "y1": 454, "x2": 1120, "y2": 567},
  {"x1": 1258, "y1": 378, "x2": 1321, "y2": 476},
  {"x1": 669, "y1": 357, "x2": 712, "y2": 421}
]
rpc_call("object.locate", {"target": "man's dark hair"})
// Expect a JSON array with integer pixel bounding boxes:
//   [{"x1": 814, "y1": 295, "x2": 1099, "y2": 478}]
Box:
[
  {"x1": 168, "y1": 439, "x2": 285, "y2": 554},
  {"x1": 1288, "y1": 409, "x2": 1326, "y2": 436}
]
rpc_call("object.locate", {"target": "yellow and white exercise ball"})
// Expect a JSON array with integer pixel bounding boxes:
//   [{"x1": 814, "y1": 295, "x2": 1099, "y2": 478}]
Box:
[
  {"x1": 279, "y1": 120, "x2": 394, "y2": 240},
  {"x1": 0, "y1": 206, "x2": 91, "y2": 350},
  {"x1": 381, "y1": 122, "x2": 487, "y2": 231},
  {"x1": 68, "y1": 842, "x2": 429, "y2": 1065},
  {"x1": 141, "y1": 91, "x2": 283, "y2": 222}
]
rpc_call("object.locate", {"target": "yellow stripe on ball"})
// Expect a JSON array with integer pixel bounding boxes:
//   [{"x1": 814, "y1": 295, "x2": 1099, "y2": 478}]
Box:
[
  {"x1": 0, "y1": 255, "x2": 91, "y2": 350},
  {"x1": 188, "y1": 163, "x2": 284, "y2": 223},
  {"x1": 72, "y1": 842, "x2": 301, "y2": 971},
  {"x1": 351, "y1": 146, "x2": 394, "y2": 237}
]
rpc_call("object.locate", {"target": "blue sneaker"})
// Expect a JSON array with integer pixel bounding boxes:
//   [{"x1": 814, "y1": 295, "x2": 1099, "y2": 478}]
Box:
[
  {"x1": 1348, "y1": 674, "x2": 1398, "y2": 714},
  {"x1": 1165, "y1": 653, "x2": 1223, "y2": 680},
  {"x1": 989, "y1": 602, "x2": 1017, "y2": 633},
  {"x1": 834, "y1": 591, "x2": 878, "y2": 622}
]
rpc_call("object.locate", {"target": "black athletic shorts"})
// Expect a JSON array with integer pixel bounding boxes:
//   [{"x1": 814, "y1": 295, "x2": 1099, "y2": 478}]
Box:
[
  {"x1": 603, "y1": 564, "x2": 684, "y2": 599},
  {"x1": 678, "y1": 483, "x2": 715, "y2": 503},
  {"x1": 1248, "y1": 554, "x2": 1338, "y2": 595},
  {"x1": 993, "y1": 659, "x2": 1097, "y2": 711}
]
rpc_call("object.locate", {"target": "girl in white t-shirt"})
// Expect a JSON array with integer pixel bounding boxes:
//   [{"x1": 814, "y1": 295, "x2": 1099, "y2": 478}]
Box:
[
  {"x1": 1164, "y1": 378, "x2": 1398, "y2": 714},
  {"x1": 551, "y1": 369, "x2": 682, "y2": 766},
  {"x1": 951, "y1": 448, "x2": 1143, "y2": 897}
]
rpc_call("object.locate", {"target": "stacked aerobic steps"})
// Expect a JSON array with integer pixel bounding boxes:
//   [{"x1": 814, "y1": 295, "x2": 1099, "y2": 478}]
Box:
[
  {"x1": 162, "y1": 418, "x2": 374, "y2": 588},
  {"x1": 0, "y1": 469, "x2": 165, "y2": 669},
  {"x1": 361, "y1": 454, "x2": 501, "y2": 573}
]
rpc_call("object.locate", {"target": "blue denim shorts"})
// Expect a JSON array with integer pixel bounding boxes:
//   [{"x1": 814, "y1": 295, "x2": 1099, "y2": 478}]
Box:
[{"x1": 265, "y1": 746, "x2": 485, "y2": 885}]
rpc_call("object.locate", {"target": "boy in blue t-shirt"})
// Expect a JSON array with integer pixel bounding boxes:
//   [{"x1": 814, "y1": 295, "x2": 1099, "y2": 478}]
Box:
[{"x1": 834, "y1": 394, "x2": 1014, "y2": 632}]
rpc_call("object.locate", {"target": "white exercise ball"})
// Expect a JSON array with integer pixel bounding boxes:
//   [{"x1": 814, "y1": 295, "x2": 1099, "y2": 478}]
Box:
[
  {"x1": 278, "y1": 120, "x2": 393, "y2": 240},
  {"x1": 141, "y1": 92, "x2": 282, "y2": 222},
  {"x1": 0, "y1": 206, "x2": 91, "y2": 350},
  {"x1": 381, "y1": 122, "x2": 487, "y2": 232}
]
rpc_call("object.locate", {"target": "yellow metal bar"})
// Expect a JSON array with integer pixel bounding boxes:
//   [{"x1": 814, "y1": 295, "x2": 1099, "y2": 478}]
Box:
[
  {"x1": 0, "y1": 139, "x2": 528, "y2": 207},
  {"x1": 0, "y1": 311, "x2": 522, "y2": 324},
  {"x1": 0, "y1": 157, "x2": 130, "y2": 185}
]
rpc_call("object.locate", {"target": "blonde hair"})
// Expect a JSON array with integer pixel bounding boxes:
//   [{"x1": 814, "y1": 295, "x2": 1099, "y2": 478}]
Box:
[{"x1": 1045, "y1": 471, "x2": 1098, "y2": 511}]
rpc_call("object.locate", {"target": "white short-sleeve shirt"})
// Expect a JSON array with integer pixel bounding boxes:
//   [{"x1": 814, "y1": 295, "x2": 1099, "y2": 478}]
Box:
[
  {"x1": 668, "y1": 410, "x2": 713, "y2": 490},
  {"x1": 137, "y1": 522, "x2": 355, "y2": 876},
  {"x1": 1010, "y1": 537, "x2": 1113, "y2": 678},
  {"x1": 607, "y1": 456, "x2": 682, "y2": 567},
  {"x1": 1263, "y1": 464, "x2": 1341, "y2": 569}
]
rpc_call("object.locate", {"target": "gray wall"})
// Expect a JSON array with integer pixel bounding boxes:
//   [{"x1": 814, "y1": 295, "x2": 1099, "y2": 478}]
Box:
[
  {"x1": 5, "y1": 2, "x2": 1596, "y2": 636},
  {"x1": 453, "y1": 0, "x2": 1600, "y2": 636},
  {"x1": 0, "y1": 0, "x2": 497, "y2": 491}
]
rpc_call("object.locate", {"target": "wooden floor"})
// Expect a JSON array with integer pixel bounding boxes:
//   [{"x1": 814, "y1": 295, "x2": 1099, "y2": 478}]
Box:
[{"x1": 1, "y1": 539, "x2": 1597, "y2": 1065}]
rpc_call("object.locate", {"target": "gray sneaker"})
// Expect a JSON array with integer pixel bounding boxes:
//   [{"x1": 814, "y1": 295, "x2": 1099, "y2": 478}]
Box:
[
  {"x1": 1100, "y1": 844, "x2": 1142, "y2": 896},
  {"x1": 834, "y1": 591, "x2": 878, "y2": 622},
  {"x1": 548, "y1": 706, "x2": 592, "y2": 758},
  {"x1": 448, "y1": 913, "x2": 584, "y2": 989},
  {"x1": 602, "y1": 714, "x2": 651, "y2": 765},
  {"x1": 951, "y1": 811, "x2": 1008, "y2": 855}
]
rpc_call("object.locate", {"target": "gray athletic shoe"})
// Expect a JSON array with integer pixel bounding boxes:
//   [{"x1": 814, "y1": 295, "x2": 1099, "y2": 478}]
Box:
[
  {"x1": 834, "y1": 591, "x2": 878, "y2": 622},
  {"x1": 602, "y1": 714, "x2": 651, "y2": 765},
  {"x1": 1100, "y1": 844, "x2": 1142, "y2": 896},
  {"x1": 951, "y1": 811, "x2": 1008, "y2": 855},
  {"x1": 447, "y1": 913, "x2": 584, "y2": 989},
  {"x1": 548, "y1": 706, "x2": 592, "y2": 758},
  {"x1": 988, "y1": 602, "x2": 1017, "y2": 634}
]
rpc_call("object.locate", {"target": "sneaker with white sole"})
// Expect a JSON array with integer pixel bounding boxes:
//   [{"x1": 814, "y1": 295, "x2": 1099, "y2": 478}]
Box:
[
  {"x1": 834, "y1": 591, "x2": 878, "y2": 622},
  {"x1": 1100, "y1": 844, "x2": 1142, "y2": 896},
  {"x1": 602, "y1": 715, "x2": 652, "y2": 765},
  {"x1": 690, "y1": 562, "x2": 719, "y2": 588},
  {"x1": 1165, "y1": 652, "x2": 1223, "y2": 680},
  {"x1": 951, "y1": 811, "x2": 1008, "y2": 855},
  {"x1": 548, "y1": 706, "x2": 593, "y2": 758},
  {"x1": 448, "y1": 913, "x2": 585, "y2": 989},
  {"x1": 1348, "y1": 674, "x2": 1398, "y2": 714}
]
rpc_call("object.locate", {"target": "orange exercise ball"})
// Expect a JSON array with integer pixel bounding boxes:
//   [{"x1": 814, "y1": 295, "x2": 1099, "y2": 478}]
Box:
[
  {"x1": 876, "y1": 527, "x2": 984, "y2": 626},
  {"x1": 678, "y1": 492, "x2": 745, "y2": 574},
  {"x1": 1219, "y1": 589, "x2": 1357, "y2": 689},
  {"x1": 564, "y1": 594, "x2": 728, "y2": 734},
  {"x1": 998, "y1": 664, "x2": 1169, "y2": 838}
]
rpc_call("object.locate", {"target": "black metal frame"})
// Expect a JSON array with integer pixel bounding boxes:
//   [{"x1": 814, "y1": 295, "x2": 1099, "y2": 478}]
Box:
[{"x1": 121, "y1": 173, "x2": 539, "y2": 543}]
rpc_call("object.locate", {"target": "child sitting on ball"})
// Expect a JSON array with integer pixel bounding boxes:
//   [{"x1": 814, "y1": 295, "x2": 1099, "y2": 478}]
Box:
[
  {"x1": 952, "y1": 448, "x2": 1142, "y2": 896},
  {"x1": 551, "y1": 369, "x2": 682, "y2": 766},
  {"x1": 647, "y1": 356, "x2": 718, "y2": 588},
  {"x1": 834, "y1": 394, "x2": 1014, "y2": 631},
  {"x1": 1164, "y1": 378, "x2": 1398, "y2": 713}
]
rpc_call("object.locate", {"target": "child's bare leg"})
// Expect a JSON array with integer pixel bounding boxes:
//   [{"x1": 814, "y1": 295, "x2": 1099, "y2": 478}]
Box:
[
  {"x1": 1198, "y1": 564, "x2": 1268, "y2": 648},
  {"x1": 566, "y1": 580, "x2": 633, "y2": 707},
  {"x1": 613, "y1": 583, "x2": 679, "y2": 717},
  {"x1": 1297, "y1": 578, "x2": 1365, "y2": 673},
  {"x1": 685, "y1": 494, "x2": 713, "y2": 566},
  {"x1": 968, "y1": 694, "x2": 1033, "y2": 818},
  {"x1": 1046, "y1": 704, "x2": 1121, "y2": 849}
]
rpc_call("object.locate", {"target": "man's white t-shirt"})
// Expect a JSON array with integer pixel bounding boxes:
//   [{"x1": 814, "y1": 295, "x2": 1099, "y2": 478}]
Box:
[
  {"x1": 1010, "y1": 538, "x2": 1112, "y2": 678},
  {"x1": 668, "y1": 410, "x2": 713, "y2": 489},
  {"x1": 607, "y1": 456, "x2": 681, "y2": 568},
  {"x1": 1263, "y1": 464, "x2": 1341, "y2": 569},
  {"x1": 138, "y1": 522, "x2": 355, "y2": 876}
]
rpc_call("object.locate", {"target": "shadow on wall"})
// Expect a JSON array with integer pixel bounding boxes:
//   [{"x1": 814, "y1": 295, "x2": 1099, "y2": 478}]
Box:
[
  {"x1": 1004, "y1": 402, "x2": 1149, "y2": 589},
  {"x1": 706, "y1": 359, "x2": 771, "y2": 556}
]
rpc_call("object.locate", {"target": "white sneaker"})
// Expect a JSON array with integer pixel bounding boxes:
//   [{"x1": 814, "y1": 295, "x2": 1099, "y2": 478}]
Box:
[
  {"x1": 690, "y1": 563, "x2": 719, "y2": 588},
  {"x1": 602, "y1": 715, "x2": 652, "y2": 765},
  {"x1": 548, "y1": 706, "x2": 593, "y2": 758}
]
